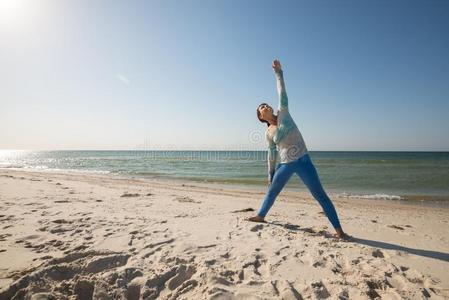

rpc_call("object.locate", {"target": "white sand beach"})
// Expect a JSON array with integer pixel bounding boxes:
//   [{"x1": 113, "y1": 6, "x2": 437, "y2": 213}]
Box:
[{"x1": 0, "y1": 169, "x2": 448, "y2": 299}]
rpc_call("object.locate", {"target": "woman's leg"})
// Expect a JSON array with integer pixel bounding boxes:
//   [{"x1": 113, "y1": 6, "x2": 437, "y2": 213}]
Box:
[
  {"x1": 294, "y1": 155, "x2": 342, "y2": 230},
  {"x1": 257, "y1": 163, "x2": 295, "y2": 218}
]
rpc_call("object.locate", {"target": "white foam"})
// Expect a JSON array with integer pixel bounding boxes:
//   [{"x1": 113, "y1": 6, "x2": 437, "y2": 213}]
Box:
[
  {"x1": 337, "y1": 192, "x2": 403, "y2": 201},
  {"x1": 0, "y1": 166, "x2": 110, "y2": 175},
  {"x1": 42, "y1": 168, "x2": 111, "y2": 175}
]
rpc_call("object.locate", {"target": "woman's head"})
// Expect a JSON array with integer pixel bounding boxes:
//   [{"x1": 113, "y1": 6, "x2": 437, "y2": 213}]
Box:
[{"x1": 257, "y1": 103, "x2": 274, "y2": 126}]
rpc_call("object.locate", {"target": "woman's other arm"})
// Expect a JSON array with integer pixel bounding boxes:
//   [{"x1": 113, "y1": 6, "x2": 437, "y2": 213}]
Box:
[{"x1": 267, "y1": 138, "x2": 277, "y2": 184}]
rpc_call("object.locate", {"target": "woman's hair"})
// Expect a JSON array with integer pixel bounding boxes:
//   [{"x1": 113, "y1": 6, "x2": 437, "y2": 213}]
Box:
[{"x1": 257, "y1": 103, "x2": 271, "y2": 127}]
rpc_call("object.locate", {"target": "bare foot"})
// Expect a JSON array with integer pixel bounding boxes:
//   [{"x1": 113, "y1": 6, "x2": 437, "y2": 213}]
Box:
[
  {"x1": 335, "y1": 228, "x2": 351, "y2": 240},
  {"x1": 246, "y1": 215, "x2": 266, "y2": 223}
]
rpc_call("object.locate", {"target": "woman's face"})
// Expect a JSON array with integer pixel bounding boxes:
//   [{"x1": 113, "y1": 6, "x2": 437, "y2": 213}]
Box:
[{"x1": 258, "y1": 104, "x2": 274, "y2": 121}]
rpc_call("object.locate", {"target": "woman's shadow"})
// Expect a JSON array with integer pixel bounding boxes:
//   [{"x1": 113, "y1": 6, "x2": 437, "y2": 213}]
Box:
[{"x1": 269, "y1": 221, "x2": 449, "y2": 262}]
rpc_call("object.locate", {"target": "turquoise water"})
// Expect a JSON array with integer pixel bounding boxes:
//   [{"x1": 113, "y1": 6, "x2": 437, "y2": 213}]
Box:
[{"x1": 1, "y1": 150, "x2": 449, "y2": 203}]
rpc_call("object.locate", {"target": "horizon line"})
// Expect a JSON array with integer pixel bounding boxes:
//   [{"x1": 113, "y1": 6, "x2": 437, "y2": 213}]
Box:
[{"x1": 1, "y1": 149, "x2": 448, "y2": 153}]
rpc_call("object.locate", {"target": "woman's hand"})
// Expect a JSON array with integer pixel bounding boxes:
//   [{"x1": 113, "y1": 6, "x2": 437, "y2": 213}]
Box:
[{"x1": 272, "y1": 59, "x2": 282, "y2": 73}]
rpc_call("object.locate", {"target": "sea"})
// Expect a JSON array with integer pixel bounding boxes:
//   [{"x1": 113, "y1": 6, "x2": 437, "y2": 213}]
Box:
[{"x1": 1, "y1": 150, "x2": 449, "y2": 206}]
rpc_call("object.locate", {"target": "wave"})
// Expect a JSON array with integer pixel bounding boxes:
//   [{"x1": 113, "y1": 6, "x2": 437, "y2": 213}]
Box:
[
  {"x1": 0, "y1": 163, "x2": 24, "y2": 169},
  {"x1": 0, "y1": 166, "x2": 111, "y2": 175},
  {"x1": 43, "y1": 168, "x2": 112, "y2": 175},
  {"x1": 336, "y1": 192, "x2": 402, "y2": 201}
]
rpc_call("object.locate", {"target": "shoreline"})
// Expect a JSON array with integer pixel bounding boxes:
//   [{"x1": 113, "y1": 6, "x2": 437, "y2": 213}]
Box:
[
  {"x1": 1, "y1": 168, "x2": 449, "y2": 299},
  {"x1": 2, "y1": 166, "x2": 449, "y2": 208}
]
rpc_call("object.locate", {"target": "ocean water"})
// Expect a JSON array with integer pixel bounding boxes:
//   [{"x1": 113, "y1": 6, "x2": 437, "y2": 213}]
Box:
[{"x1": 1, "y1": 150, "x2": 449, "y2": 204}]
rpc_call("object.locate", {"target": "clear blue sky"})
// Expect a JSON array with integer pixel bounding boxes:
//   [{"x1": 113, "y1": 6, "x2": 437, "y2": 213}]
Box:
[{"x1": 1, "y1": 0, "x2": 448, "y2": 151}]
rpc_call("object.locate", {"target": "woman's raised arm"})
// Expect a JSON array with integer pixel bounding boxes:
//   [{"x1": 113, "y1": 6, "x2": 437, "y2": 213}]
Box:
[{"x1": 272, "y1": 59, "x2": 288, "y2": 110}]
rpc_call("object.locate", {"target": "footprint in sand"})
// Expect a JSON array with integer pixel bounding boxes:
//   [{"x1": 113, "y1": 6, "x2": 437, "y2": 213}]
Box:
[
  {"x1": 121, "y1": 192, "x2": 140, "y2": 198},
  {"x1": 54, "y1": 200, "x2": 70, "y2": 203},
  {"x1": 372, "y1": 249, "x2": 387, "y2": 258},
  {"x1": 138, "y1": 264, "x2": 198, "y2": 299},
  {"x1": 0, "y1": 233, "x2": 12, "y2": 241},
  {"x1": 250, "y1": 224, "x2": 265, "y2": 232},
  {"x1": 173, "y1": 196, "x2": 201, "y2": 204},
  {"x1": 311, "y1": 281, "x2": 331, "y2": 298},
  {"x1": 387, "y1": 224, "x2": 405, "y2": 230},
  {"x1": 273, "y1": 280, "x2": 302, "y2": 299},
  {"x1": 230, "y1": 208, "x2": 255, "y2": 213},
  {"x1": 141, "y1": 238, "x2": 175, "y2": 259},
  {"x1": 0, "y1": 250, "x2": 132, "y2": 300}
]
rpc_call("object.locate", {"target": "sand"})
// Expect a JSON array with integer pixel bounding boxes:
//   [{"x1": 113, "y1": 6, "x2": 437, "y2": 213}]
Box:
[{"x1": 0, "y1": 169, "x2": 448, "y2": 299}]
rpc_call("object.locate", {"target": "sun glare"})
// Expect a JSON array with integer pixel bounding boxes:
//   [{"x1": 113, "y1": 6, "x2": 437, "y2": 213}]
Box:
[{"x1": 0, "y1": 0, "x2": 32, "y2": 29}]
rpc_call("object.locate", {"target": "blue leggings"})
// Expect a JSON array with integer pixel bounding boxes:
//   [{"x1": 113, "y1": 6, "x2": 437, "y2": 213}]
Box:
[{"x1": 258, "y1": 154, "x2": 342, "y2": 229}]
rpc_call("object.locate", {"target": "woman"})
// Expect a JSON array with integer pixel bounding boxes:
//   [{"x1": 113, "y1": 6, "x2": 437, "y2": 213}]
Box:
[{"x1": 247, "y1": 59, "x2": 346, "y2": 239}]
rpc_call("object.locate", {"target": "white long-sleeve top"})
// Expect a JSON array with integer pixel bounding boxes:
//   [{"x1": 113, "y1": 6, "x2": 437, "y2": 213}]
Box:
[{"x1": 266, "y1": 69, "x2": 308, "y2": 181}]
